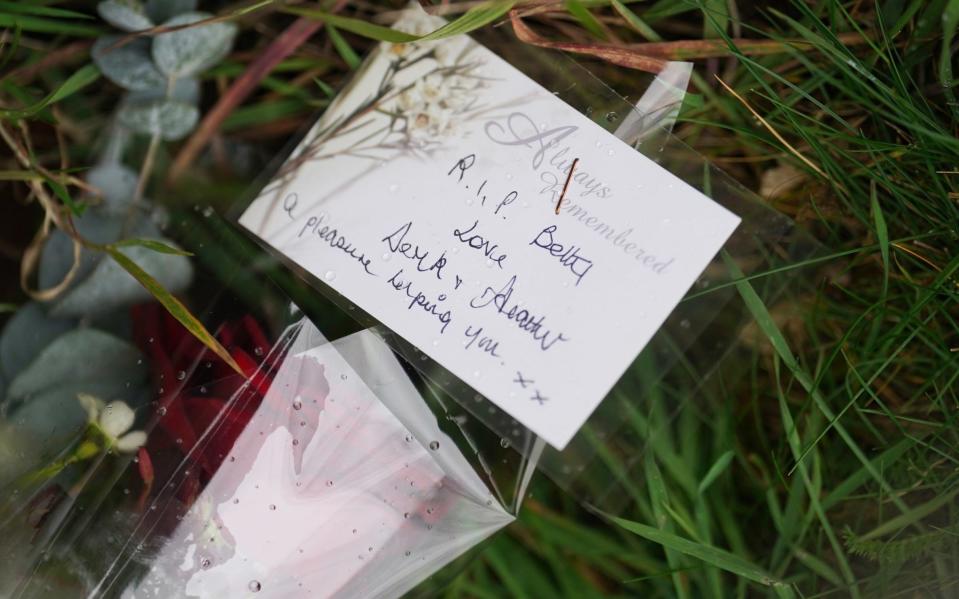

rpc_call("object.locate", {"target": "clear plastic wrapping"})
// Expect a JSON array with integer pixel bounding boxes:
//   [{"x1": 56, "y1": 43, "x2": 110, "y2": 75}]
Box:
[
  {"x1": 232, "y1": 7, "x2": 822, "y2": 514},
  {"x1": 0, "y1": 6, "x2": 822, "y2": 598}
]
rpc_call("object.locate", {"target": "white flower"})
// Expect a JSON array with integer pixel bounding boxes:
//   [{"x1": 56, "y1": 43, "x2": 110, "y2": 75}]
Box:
[{"x1": 78, "y1": 393, "x2": 147, "y2": 453}]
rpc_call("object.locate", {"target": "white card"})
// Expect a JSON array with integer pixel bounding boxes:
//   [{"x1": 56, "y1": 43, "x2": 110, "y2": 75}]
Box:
[{"x1": 240, "y1": 12, "x2": 740, "y2": 449}]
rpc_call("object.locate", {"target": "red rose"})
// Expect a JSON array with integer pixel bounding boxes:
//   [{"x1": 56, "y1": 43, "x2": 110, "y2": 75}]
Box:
[{"x1": 131, "y1": 303, "x2": 278, "y2": 506}]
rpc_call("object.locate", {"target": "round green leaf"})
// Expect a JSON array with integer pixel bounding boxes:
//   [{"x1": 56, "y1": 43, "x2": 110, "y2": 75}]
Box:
[
  {"x1": 86, "y1": 162, "x2": 139, "y2": 214},
  {"x1": 97, "y1": 0, "x2": 154, "y2": 32},
  {"x1": 92, "y1": 36, "x2": 167, "y2": 92},
  {"x1": 117, "y1": 98, "x2": 199, "y2": 140},
  {"x1": 38, "y1": 210, "x2": 123, "y2": 292},
  {"x1": 4, "y1": 328, "x2": 149, "y2": 467},
  {"x1": 125, "y1": 76, "x2": 200, "y2": 106},
  {"x1": 145, "y1": 0, "x2": 196, "y2": 23},
  {"x1": 0, "y1": 302, "x2": 75, "y2": 382},
  {"x1": 152, "y1": 12, "x2": 236, "y2": 77},
  {"x1": 7, "y1": 328, "x2": 146, "y2": 402}
]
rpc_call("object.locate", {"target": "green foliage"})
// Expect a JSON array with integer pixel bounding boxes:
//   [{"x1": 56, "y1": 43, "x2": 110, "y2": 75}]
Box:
[{"x1": 0, "y1": 0, "x2": 957, "y2": 596}]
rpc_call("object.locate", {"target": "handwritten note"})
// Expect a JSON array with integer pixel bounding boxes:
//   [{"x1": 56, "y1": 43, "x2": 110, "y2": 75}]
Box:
[{"x1": 239, "y1": 12, "x2": 740, "y2": 449}]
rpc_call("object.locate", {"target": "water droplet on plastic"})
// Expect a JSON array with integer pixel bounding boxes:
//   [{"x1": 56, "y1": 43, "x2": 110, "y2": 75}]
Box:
[
  {"x1": 381, "y1": 252, "x2": 392, "y2": 262},
  {"x1": 340, "y1": 373, "x2": 348, "y2": 380},
  {"x1": 605, "y1": 111, "x2": 618, "y2": 122},
  {"x1": 269, "y1": 504, "x2": 276, "y2": 511},
  {"x1": 248, "y1": 580, "x2": 261, "y2": 592},
  {"x1": 389, "y1": 183, "x2": 399, "y2": 193},
  {"x1": 176, "y1": 370, "x2": 186, "y2": 381},
  {"x1": 326, "y1": 480, "x2": 334, "y2": 487},
  {"x1": 233, "y1": 498, "x2": 240, "y2": 504},
  {"x1": 404, "y1": 512, "x2": 410, "y2": 519},
  {"x1": 292, "y1": 398, "x2": 303, "y2": 410},
  {"x1": 253, "y1": 346, "x2": 264, "y2": 357},
  {"x1": 202, "y1": 206, "x2": 214, "y2": 218},
  {"x1": 429, "y1": 440, "x2": 440, "y2": 451},
  {"x1": 607, "y1": 149, "x2": 614, "y2": 157},
  {"x1": 405, "y1": 550, "x2": 412, "y2": 557},
  {"x1": 500, "y1": 438, "x2": 510, "y2": 448},
  {"x1": 292, "y1": 439, "x2": 299, "y2": 446},
  {"x1": 324, "y1": 271, "x2": 336, "y2": 282},
  {"x1": 200, "y1": 558, "x2": 211, "y2": 569}
]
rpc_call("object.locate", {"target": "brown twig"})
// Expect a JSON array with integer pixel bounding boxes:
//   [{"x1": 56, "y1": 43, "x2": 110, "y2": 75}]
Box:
[
  {"x1": 0, "y1": 122, "x2": 83, "y2": 300},
  {"x1": 166, "y1": 16, "x2": 326, "y2": 184},
  {"x1": 510, "y1": 10, "x2": 667, "y2": 74}
]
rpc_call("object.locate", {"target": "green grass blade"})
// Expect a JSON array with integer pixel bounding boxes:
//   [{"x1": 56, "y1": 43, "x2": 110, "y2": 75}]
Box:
[
  {"x1": 284, "y1": 1, "x2": 515, "y2": 44},
  {"x1": 43, "y1": 175, "x2": 85, "y2": 217},
  {"x1": 0, "y1": 1, "x2": 93, "y2": 19},
  {"x1": 870, "y1": 181, "x2": 889, "y2": 300},
  {"x1": 327, "y1": 24, "x2": 361, "y2": 70},
  {"x1": 112, "y1": 238, "x2": 194, "y2": 256},
  {"x1": 103, "y1": 246, "x2": 244, "y2": 376},
  {"x1": 0, "y1": 14, "x2": 102, "y2": 36},
  {"x1": 565, "y1": 0, "x2": 607, "y2": 40},
  {"x1": 939, "y1": 0, "x2": 959, "y2": 120},
  {"x1": 860, "y1": 487, "x2": 959, "y2": 541},
  {"x1": 697, "y1": 450, "x2": 734, "y2": 495},
  {"x1": 0, "y1": 64, "x2": 101, "y2": 120},
  {"x1": 610, "y1": 515, "x2": 794, "y2": 594}
]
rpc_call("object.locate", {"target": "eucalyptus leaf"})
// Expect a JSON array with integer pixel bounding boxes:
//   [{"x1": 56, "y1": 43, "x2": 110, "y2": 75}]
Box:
[
  {"x1": 152, "y1": 12, "x2": 236, "y2": 77},
  {"x1": 5, "y1": 327, "x2": 148, "y2": 464},
  {"x1": 86, "y1": 161, "x2": 139, "y2": 214},
  {"x1": 97, "y1": 0, "x2": 154, "y2": 32},
  {"x1": 38, "y1": 210, "x2": 123, "y2": 292},
  {"x1": 0, "y1": 302, "x2": 75, "y2": 382},
  {"x1": 117, "y1": 98, "x2": 199, "y2": 140},
  {"x1": 126, "y1": 76, "x2": 200, "y2": 106},
  {"x1": 51, "y1": 238, "x2": 193, "y2": 318},
  {"x1": 145, "y1": 0, "x2": 197, "y2": 23},
  {"x1": 10, "y1": 382, "x2": 118, "y2": 459},
  {"x1": 92, "y1": 36, "x2": 167, "y2": 92},
  {"x1": 7, "y1": 328, "x2": 146, "y2": 402}
]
